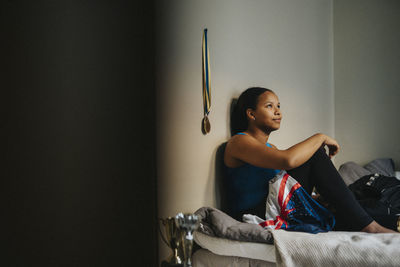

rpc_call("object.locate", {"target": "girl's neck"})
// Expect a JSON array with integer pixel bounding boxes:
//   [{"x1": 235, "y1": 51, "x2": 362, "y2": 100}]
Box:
[{"x1": 245, "y1": 127, "x2": 271, "y2": 144}]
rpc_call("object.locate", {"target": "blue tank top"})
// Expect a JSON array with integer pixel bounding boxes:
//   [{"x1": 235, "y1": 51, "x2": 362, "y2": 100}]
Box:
[{"x1": 225, "y1": 133, "x2": 280, "y2": 217}]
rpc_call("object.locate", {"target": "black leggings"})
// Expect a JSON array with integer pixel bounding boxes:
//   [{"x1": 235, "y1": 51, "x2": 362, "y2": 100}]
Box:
[{"x1": 287, "y1": 147, "x2": 373, "y2": 231}]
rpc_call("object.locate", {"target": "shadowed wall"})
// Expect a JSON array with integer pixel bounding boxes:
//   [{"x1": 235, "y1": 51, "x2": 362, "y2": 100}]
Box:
[
  {"x1": 334, "y1": 0, "x2": 400, "y2": 168},
  {"x1": 2, "y1": 1, "x2": 157, "y2": 266}
]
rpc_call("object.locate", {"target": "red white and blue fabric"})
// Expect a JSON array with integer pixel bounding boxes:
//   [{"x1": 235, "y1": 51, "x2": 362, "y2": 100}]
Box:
[{"x1": 243, "y1": 171, "x2": 335, "y2": 234}]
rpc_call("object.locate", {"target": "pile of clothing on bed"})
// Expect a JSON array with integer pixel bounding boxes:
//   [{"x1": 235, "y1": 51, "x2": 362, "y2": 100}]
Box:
[{"x1": 339, "y1": 158, "x2": 400, "y2": 231}]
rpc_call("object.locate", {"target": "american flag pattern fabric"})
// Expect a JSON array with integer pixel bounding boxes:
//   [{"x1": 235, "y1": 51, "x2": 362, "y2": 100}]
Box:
[{"x1": 243, "y1": 171, "x2": 335, "y2": 234}]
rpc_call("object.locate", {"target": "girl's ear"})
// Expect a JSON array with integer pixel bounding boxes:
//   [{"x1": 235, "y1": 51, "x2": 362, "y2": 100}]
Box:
[{"x1": 246, "y1": 108, "x2": 255, "y2": 121}]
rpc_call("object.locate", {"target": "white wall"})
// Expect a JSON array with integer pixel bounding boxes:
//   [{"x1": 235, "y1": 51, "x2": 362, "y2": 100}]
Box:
[
  {"x1": 156, "y1": 0, "x2": 334, "y2": 216},
  {"x1": 334, "y1": 0, "x2": 400, "y2": 167},
  {"x1": 156, "y1": 0, "x2": 334, "y2": 259}
]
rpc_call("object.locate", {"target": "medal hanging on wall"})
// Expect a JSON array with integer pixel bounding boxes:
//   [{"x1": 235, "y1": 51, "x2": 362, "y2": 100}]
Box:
[{"x1": 201, "y1": 28, "x2": 211, "y2": 135}]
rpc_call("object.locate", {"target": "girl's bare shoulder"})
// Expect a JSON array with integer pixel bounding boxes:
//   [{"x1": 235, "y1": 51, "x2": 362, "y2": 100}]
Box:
[
  {"x1": 225, "y1": 135, "x2": 251, "y2": 167},
  {"x1": 226, "y1": 133, "x2": 255, "y2": 148}
]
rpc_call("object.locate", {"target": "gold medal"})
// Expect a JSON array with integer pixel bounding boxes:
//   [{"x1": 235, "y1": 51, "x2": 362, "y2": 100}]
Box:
[
  {"x1": 201, "y1": 28, "x2": 211, "y2": 135},
  {"x1": 202, "y1": 115, "x2": 211, "y2": 134}
]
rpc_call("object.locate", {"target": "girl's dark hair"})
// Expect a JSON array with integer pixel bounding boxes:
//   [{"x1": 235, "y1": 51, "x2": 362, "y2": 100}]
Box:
[{"x1": 230, "y1": 87, "x2": 274, "y2": 135}]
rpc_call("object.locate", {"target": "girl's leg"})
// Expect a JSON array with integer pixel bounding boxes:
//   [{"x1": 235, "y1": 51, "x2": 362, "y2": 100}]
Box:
[{"x1": 287, "y1": 147, "x2": 373, "y2": 231}]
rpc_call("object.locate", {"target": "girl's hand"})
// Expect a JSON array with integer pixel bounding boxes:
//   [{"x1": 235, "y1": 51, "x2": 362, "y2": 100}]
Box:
[{"x1": 323, "y1": 135, "x2": 340, "y2": 158}]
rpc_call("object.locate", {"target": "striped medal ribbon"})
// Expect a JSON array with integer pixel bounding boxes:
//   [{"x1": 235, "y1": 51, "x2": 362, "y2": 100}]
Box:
[{"x1": 202, "y1": 28, "x2": 211, "y2": 134}]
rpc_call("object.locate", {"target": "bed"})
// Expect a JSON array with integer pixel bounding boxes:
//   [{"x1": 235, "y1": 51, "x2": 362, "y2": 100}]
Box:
[
  {"x1": 192, "y1": 207, "x2": 400, "y2": 267},
  {"x1": 192, "y1": 158, "x2": 400, "y2": 267}
]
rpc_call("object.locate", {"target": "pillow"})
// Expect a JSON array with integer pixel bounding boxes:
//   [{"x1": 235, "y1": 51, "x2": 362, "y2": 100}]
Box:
[
  {"x1": 364, "y1": 158, "x2": 395, "y2": 177},
  {"x1": 338, "y1": 161, "x2": 371, "y2": 185}
]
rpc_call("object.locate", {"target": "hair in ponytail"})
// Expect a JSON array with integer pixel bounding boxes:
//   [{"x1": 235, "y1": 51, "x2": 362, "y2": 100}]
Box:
[{"x1": 230, "y1": 87, "x2": 274, "y2": 135}]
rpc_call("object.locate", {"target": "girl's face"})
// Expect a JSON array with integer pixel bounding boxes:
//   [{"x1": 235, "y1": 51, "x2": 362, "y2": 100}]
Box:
[{"x1": 250, "y1": 91, "x2": 282, "y2": 131}]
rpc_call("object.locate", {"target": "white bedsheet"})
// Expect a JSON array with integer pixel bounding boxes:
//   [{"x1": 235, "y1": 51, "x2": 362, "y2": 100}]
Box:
[
  {"x1": 271, "y1": 229, "x2": 400, "y2": 267},
  {"x1": 194, "y1": 231, "x2": 276, "y2": 263}
]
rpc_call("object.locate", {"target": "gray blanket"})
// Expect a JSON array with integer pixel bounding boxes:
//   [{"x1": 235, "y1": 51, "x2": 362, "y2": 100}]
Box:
[{"x1": 195, "y1": 206, "x2": 273, "y2": 244}]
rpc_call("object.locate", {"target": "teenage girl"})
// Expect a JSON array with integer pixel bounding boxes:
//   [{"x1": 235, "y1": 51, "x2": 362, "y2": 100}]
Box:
[{"x1": 224, "y1": 87, "x2": 396, "y2": 233}]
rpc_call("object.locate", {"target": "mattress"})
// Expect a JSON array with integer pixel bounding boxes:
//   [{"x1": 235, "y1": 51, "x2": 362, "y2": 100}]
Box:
[
  {"x1": 194, "y1": 231, "x2": 276, "y2": 263},
  {"x1": 193, "y1": 248, "x2": 276, "y2": 267}
]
